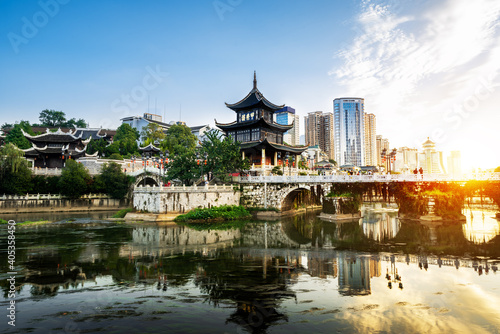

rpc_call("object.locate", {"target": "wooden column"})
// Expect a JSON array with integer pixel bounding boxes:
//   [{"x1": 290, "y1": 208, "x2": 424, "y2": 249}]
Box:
[
  {"x1": 261, "y1": 148, "x2": 266, "y2": 174},
  {"x1": 274, "y1": 152, "x2": 278, "y2": 166}
]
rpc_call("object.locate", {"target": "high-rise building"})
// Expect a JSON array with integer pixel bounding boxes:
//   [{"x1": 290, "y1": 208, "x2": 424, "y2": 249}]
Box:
[
  {"x1": 334, "y1": 98, "x2": 365, "y2": 166},
  {"x1": 418, "y1": 138, "x2": 446, "y2": 173},
  {"x1": 275, "y1": 106, "x2": 300, "y2": 146},
  {"x1": 376, "y1": 135, "x2": 390, "y2": 166},
  {"x1": 394, "y1": 147, "x2": 419, "y2": 173},
  {"x1": 447, "y1": 151, "x2": 462, "y2": 178},
  {"x1": 304, "y1": 111, "x2": 334, "y2": 160},
  {"x1": 364, "y1": 113, "x2": 376, "y2": 166}
]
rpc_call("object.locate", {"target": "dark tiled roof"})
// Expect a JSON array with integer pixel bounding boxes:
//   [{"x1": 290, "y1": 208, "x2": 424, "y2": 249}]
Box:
[{"x1": 216, "y1": 117, "x2": 293, "y2": 132}]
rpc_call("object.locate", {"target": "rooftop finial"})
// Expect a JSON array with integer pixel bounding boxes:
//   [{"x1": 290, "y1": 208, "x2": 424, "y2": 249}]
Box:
[{"x1": 253, "y1": 71, "x2": 257, "y2": 89}]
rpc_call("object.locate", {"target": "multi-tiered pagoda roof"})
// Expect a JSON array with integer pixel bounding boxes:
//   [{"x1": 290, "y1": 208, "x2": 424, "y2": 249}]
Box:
[
  {"x1": 216, "y1": 73, "x2": 306, "y2": 168},
  {"x1": 22, "y1": 128, "x2": 95, "y2": 168}
]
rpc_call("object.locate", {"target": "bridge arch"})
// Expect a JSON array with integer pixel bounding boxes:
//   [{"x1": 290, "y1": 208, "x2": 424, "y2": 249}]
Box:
[
  {"x1": 277, "y1": 184, "x2": 324, "y2": 211},
  {"x1": 134, "y1": 173, "x2": 163, "y2": 187}
]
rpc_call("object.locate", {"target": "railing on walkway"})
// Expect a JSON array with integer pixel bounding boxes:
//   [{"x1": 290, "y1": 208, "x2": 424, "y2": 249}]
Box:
[
  {"x1": 134, "y1": 184, "x2": 233, "y2": 192},
  {"x1": 236, "y1": 173, "x2": 500, "y2": 183},
  {"x1": 0, "y1": 193, "x2": 110, "y2": 200}
]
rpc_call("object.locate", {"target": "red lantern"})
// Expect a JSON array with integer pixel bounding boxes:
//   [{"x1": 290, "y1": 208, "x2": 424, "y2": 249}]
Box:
[{"x1": 197, "y1": 160, "x2": 200, "y2": 165}]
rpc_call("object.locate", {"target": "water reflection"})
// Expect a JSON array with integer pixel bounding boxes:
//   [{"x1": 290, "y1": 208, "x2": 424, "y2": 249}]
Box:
[
  {"x1": 1, "y1": 208, "x2": 500, "y2": 333},
  {"x1": 462, "y1": 208, "x2": 500, "y2": 244},
  {"x1": 361, "y1": 203, "x2": 400, "y2": 242}
]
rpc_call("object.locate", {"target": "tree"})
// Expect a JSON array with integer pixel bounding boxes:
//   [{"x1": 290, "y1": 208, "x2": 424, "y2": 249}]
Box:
[
  {"x1": 4, "y1": 121, "x2": 34, "y2": 149},
  {"x1": 115, "y1": 123, "x2": 139, "y2": 142},
  {"x1": 163, "y1": 124, "x2": 196, "y2": 154},
  {"x1": 328, "y1": 159, "x2": 337, "y2": 166},
  {"x1": 39, "y1": 109, "x2": 66, "y2": 127},
  {"x1": 140, "y1": 123, "x2": 165, "y2": 146},
  {"x1": 165, "y1": 149, "x2": 199, "y2": 185},
  {"x1": 86, "y1": 138, "x2": 108, "y2": 156},
  {"x1": 114, "y1": 123, "x2": 139, "y2": 157},
  {"x1": 65, "y1": 118, "x2": 87, "y2": 128},
  {"x1": 99, "y1": 162, "x2": 131, "y2": 199},
  {"x1": 200, "y1": 129, "x2": 250, "y2": 182},
  {"x1": 0, "y1": 143, "x2": 32, "y2": 195},
  {"x1": 59, "y1": 160, "x2": 91, "y2": 198}
]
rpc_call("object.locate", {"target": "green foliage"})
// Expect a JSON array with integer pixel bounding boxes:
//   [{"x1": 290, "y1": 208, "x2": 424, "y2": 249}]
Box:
[
  {"x1": 108, "y1": 153, "x2": 123, "y2": 160},
  {"x1": 4, "y1": 121, "x2": 34, "y2": 149},
  {"x1": 328, "y1": 159, "x2": 337, "y2": 166},
  {"x1": 199, "y1": 129, "x2": 250, "y2": 182},
  {"x1": 174, "y1": 205, "x2": 251, "y2": 222},
  {"x1": 114, "y1": 123, "x2": 139, "y2": 156},
  {"x1": 141, "y1": 123, "x2": 165, "y2": 146},
  {"x1": 99, "y1": 162, "x2": 131, "y2": 199},
  {"x1": 0, "y1": 219, "x2": 7, "y2": 224},
  {"x1": 38, "y1": 109, "x2": 86, "y2": 128},
  {"x1": 59, "y1": 160, "x2": 91, "y2": 198},
  {"x1": 166, "y1": 149, "x2": 199, "y2": 185},
  {"x1": 0, "y1": 143, "x2": 32, "y2": 194},
  {"x1": 39, "y1": 109, "x2": 66, "y2": 127},
  {"x1": 163, "y1": 124, "x2": 196, "y2": 154},
  {"x1": 112, "y1": 207, "x2": 134, "y2": 218},
  {"x1": 86, "y1": 138, "x2": 108, "y2": 156},
  {"x1": 272, "y1": 166, "x2": 283, "y2": 175}
]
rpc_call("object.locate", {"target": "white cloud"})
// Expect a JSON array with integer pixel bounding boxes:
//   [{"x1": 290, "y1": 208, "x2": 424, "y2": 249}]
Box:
[{"x1": 331, "y1": 0, "x2": 500, "y2": 169}]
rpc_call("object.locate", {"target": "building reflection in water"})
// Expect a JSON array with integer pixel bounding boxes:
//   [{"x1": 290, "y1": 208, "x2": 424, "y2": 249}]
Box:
[
  {"x1": 361, "y1": 203, "x2": 401, "y2": 242},
  {"x1": 462, "y1": 208, "x2": 500, "y2": 244}
]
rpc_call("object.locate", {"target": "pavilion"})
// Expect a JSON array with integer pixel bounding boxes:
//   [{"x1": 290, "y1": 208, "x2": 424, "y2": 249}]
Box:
[{"x1": 216, "y1": 72, "x2": 307, "y2": 174}]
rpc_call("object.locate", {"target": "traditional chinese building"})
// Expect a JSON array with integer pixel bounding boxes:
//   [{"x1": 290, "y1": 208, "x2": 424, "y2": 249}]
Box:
[
  {"x1": 216, "y1": 73, "x2": 306, "y2": 173},
  {"x1": 21, "y1": 128, "x2": 94, "y2": 168}
]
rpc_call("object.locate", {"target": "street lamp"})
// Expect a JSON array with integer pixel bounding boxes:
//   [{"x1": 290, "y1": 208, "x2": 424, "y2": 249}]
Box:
[
  {"x1": 277, "y1": 152, "x2": 283, "y2": 175},
  {"x1": 381, "y1": 148, "x2": 387, "y2": 173},
  {"x1": 196, "y1": 152, "x2": 208, "y2": 185}
]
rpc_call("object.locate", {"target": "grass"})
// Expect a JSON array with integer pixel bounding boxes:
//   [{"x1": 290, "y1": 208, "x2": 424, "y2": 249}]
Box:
[
  {"x1": 174, "y1": 205, "x2": 251, "y2": 222},
  {"x1": 112, "y1": 208, "x2": 134, "y2": 218}
]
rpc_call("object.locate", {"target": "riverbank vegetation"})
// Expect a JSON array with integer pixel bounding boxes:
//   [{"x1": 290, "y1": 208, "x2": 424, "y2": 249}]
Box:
[
  {"x1": 112, "y1": 208, "x2": 134, "y2": 218},
  {"x1": 174, "y1": 205, "x2": 251, "y2": 222}
]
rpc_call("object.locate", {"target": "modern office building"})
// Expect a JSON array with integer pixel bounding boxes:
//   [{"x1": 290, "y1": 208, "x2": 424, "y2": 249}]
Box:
[
  {"x1": 304, "y1": 111, "x2": 334, "y2": 160},
  {"x1": 394, "y1": 147, "x2": 419, "y2": 173},
  {"x1": 364, "y1": 113, "x2": 377, "y2": 166},
  {"x1": 334, "y1": 98, "x2": 365, "y2": 166},
  {"x1": 275, "y1": 106, "x2": 300, "y2": 146},
  {"x1": 376, "y1": 135, "x2": 390, "y2": 166}
]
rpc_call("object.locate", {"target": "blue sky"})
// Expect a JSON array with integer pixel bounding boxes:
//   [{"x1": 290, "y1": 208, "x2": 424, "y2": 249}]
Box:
[{"x1": 1, "y1": 0, "x2": 500, "y2": 170}]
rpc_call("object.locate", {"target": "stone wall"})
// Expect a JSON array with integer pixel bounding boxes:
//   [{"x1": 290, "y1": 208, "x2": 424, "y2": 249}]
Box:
[
  {"x1": 133, "y1": 184, "x2": 240, "y2": 213},
  {"x1": 241, "y1": 183, "x2": 326, "y2": 210},
  {"x1": 0, "y1": 196, "x2": 129, "y2": 213}
]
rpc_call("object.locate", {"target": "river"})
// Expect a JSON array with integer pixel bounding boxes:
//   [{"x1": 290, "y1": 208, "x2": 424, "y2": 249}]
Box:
[{"x1": 1, "y1": 204, "x2": 500, "y2": 333}]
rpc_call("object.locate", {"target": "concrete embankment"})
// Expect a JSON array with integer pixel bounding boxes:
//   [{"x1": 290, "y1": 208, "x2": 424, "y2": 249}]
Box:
[{"x1": 0, "y1": 196, "x2": 130, "y2": 214}]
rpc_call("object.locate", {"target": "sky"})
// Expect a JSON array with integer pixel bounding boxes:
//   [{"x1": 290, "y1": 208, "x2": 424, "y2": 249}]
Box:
[{"x1": 1, "y1": 0, "x2": 499, "y2": 171}]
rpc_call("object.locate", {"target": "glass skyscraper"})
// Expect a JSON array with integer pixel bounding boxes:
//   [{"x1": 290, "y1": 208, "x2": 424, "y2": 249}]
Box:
[{"x1": 334, "y1": 98, "x2": 365, "y2": 166}]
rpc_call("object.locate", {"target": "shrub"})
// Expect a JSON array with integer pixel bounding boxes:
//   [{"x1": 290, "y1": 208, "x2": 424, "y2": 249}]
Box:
[
  {"x1": 174, "y1": 205, "x2": 251, "y2": 222},
  {"x1": 112, "y1": 208, "x2": 134, "y2": 218}
]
